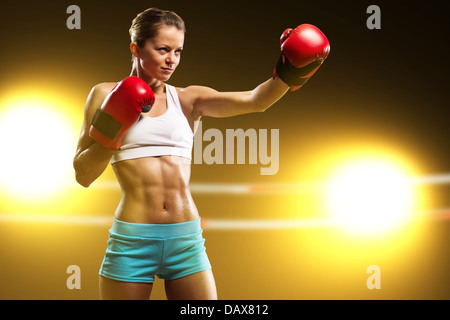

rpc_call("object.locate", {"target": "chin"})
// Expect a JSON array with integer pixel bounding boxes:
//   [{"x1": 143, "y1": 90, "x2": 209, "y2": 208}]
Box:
[
  {"x1": 141, "y1": 69, "x2": 172, "y2": 83},
  {"x1": 160, "y1": 75, "x2": 173, "y2": 82},
  {"x1": 150, "y1": 70, "x2": 170, "y2": 82}
]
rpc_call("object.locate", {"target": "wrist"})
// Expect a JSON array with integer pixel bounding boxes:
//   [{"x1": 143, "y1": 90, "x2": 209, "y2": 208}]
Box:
[{"x1": 275, "y1": 54, "x2": 313, "y2": 87}]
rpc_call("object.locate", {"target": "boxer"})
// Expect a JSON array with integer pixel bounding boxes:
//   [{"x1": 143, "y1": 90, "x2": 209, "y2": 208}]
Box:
[{"x1": 73, "y1": 7, "x2": 330, "y2": 300}]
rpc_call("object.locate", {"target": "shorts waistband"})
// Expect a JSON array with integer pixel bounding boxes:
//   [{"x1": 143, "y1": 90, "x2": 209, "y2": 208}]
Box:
[{"x1": 110, "y1": 218, "x2": 201, "y2": 238}]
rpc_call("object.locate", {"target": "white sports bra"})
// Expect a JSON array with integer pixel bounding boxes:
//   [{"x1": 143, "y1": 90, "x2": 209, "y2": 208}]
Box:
[{"x1": 111, "y1": 84, "x2": 193, "y2": 164}]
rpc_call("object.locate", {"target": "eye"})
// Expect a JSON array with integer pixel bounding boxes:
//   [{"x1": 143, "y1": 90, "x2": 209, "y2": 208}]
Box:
[
  {"x1": 175, "y1": 49, "x2": 183, "y2": 54},
  {"x1": 158, "y1": 47, "x2": 169, "y2": 53}
]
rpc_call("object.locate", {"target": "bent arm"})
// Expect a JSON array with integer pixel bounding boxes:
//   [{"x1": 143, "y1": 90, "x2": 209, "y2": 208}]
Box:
[
  {"x1": 191, "y1": 77, "x2": 289, "y2": 118},
  {"x1": 73, "y1": 84, "x2": 116, "y2": 187}
]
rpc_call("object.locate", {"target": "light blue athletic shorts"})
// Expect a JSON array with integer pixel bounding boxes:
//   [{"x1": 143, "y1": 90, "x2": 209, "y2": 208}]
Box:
[{"x1": 99, "y1": 218, "x2": 211, "y2": 283}]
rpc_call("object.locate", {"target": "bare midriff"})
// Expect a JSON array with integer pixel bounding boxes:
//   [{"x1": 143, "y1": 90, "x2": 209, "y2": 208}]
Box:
[{"x1": 112, "y1": 155, "x2": 198, "y2": 224}]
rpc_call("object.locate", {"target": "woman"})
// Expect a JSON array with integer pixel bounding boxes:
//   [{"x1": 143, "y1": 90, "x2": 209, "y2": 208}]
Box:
[{"x1": 73, "y1": 8, "x2": 329, "y2": 300}]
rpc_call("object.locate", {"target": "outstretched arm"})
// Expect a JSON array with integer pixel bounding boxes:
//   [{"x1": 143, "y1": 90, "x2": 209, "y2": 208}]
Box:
[
  {"x1": 189, "y1": 24, "x2": 329, "y2": 119},
  {"x1": 188, "y1": 77, "x2": 289, "y2": 119}
]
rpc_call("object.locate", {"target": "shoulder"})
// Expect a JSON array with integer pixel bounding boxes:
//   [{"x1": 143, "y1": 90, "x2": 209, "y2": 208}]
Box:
[
  {"x1": 82, "y1": 82, "x2": 118, "y2": 123},
  {"x1": 175, "y1": 84, "x2": 219, "y2": 107},
  {"x1": 172, "y1": 85, "x2": 217, "y2": 120},
  {"x1": 85, "y1": 82, "x2": 117, "y2": 110},
  {"x1": 177, "y1": 85, "x2": 218, "y2": 99},
  {"x1": 89, "y1": 82, "x2": 117, "y2": 100}
]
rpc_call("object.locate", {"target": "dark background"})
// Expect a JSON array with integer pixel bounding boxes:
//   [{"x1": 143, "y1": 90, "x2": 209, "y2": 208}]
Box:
[{"x1": 0, "y1": 0, "x2": 448, "y2": 299}]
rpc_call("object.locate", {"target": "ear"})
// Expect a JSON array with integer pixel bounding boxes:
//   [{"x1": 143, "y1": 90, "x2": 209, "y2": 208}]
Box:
[{"x1": 130, "y1": 42, "x2": 140, "y2": 58}]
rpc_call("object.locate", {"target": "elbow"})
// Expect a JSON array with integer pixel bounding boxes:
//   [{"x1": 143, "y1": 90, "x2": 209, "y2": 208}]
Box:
[
  {"x1": 250, "y1": 97, "x2": 272, "y2": 113},
  {"x1": 73, "y1": 160, "x2": 92, "y2": 188},
  {"x1": 75, "y1": 173, "x2": 92, "y2": 188},
  {"x1": 254, "y1": 104, "x2": 270, "y2": 113}
]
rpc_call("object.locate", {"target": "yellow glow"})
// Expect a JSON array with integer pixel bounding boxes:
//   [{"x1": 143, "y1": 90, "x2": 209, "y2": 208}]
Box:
[
  {"x1": 0, "y1": 93, "x2": 79, "y2": 200},
  {"x1": 325, "y1": 158, "x2": 415, "y2": 236}
]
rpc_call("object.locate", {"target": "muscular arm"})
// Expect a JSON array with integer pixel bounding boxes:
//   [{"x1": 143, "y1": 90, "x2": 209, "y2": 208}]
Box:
[
  {"x1": 188, "y1": 76, "x2": 289, "y2": 119},
  {"x1": 73, "y1": 83, "x2": 117, "y2": 187}
]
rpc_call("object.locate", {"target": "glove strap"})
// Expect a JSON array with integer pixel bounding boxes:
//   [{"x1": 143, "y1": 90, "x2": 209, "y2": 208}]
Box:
[
  {"x1": 275, "y1": 54, "x2": 323, "y2": 86},
  {"x1": 90, "y1": 109, "x2": 122, "y2": 140}
]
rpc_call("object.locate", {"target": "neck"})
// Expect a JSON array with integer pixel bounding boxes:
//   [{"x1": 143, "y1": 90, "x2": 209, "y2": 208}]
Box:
[{"x1": 130, "y1": 58, "x2": 164, "y2": 92}]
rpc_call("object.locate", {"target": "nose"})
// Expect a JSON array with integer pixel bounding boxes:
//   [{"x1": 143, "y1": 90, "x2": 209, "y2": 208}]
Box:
[{"x1": 166, "y1": 52, "x2": 178, "y2": 66}]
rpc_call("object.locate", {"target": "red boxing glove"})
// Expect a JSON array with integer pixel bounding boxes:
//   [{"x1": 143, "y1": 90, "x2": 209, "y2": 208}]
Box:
[
  {"x1": 89, "y1": 76, "x2": 155, "y2": 149},
  {"x1": 273, "y1": 24, "x2": 330, "y2": 91}
]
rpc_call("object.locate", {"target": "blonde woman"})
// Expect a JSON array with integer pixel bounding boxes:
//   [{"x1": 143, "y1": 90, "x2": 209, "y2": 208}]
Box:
[{"x1": 73, "y1": 8, "x2": 329, "y2": 300}]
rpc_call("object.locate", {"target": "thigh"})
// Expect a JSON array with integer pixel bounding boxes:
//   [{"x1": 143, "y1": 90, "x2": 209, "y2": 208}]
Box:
[
  {"x1": 164, "y1": 269, "x2": 217, "y2": 300},
  {"x1": 99, "y1": 275, "x2": 153, "y2": 300}
]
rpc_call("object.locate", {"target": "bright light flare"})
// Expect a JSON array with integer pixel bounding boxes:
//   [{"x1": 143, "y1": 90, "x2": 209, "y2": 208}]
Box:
[
  {"x1": 325, "y1": 159, "x2": 415, "y2": 235},
  {"x1": 0, "y1": 96, "x2": 78, "y2": 200}
]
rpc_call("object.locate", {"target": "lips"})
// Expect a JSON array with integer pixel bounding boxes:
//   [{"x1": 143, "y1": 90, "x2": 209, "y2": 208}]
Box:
[{"x1": 162, "y1": 67, "x2": 174, "y2": 73}]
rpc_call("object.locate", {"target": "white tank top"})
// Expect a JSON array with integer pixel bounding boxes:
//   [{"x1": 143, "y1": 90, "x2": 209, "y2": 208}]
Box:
[{"x1": 111, "y1": 84, "x2": 193, "y2": 164}]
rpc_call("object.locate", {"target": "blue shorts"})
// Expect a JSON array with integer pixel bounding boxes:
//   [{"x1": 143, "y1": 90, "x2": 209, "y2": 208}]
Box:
[{"x1": 99, "y1": 218, "x2": 211, "y2": 283}]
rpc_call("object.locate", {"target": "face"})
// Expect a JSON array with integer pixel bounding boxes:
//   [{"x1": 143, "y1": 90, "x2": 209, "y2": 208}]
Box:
[{"x1": 133, "y1": 26, "x2": 185, "y2": 82}]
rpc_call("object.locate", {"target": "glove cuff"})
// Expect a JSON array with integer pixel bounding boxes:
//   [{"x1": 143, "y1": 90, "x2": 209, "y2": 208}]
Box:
[
  {"x1": 275, "y1": 54, "x2": 323, "y2": 87},
  {"x1": 90, "y1": 109, "x2": 122, "y2": 140}
]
